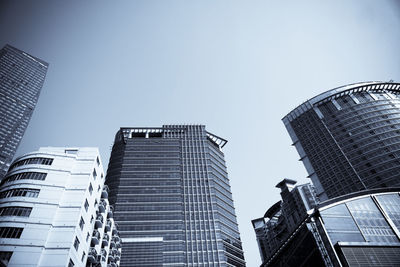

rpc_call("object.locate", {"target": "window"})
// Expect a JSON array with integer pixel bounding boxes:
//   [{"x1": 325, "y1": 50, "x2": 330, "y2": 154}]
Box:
[
  {"x1": 0, "y1": 172, "x2": 46, "y2": 185},
  {"x1": 89, "y1": 184, "x2": 93, "y2": 195},
  {"x1": 0, "y1": 252, "x2": 13, "y2": 266},
  {"x1": 86, "y1": 232, "x2": 90, "y2": 242},
  {"x1": 0, "y1": 227, "x2": 23, "y2": 238},
  {"x1": 74, "y1": 237, "x2": 80, "y2": 251},
  {"x1": 65, "y1": 149, "x2": 78, "y2": 155},
  {"x1": 79, "y1": 217, "x2": 85, "y2": 230},
  {"x1": 81, "y1": 251, "x2": 86, "y2": 262},
  {"x1": 93, "y1": 169, "x2": 97, "y2": 180},
  {"x1": 0, "y1": 206, "x2": 32, "y2": 217},
  {"x1": 84, "y1": 199, "x2": 89, "y2": 211},
  {"x1": 68, "y1": 259, "x2": 74, "y2": 267},
  {"x1": 96, "y1": 157, "x2": 100, "y2": 166},
  {"x1": 9, "y1": 157, "x2": 53, "y2": 171},
  {"x1": 98, "y1": 185, "x2": 101, "y2": 192},
  {"x1": 90, "y1": 215, "x2": 94, "y2": 224},
  {"x1": 0, "y1": 188, "x2": 40, "y2": 199}
]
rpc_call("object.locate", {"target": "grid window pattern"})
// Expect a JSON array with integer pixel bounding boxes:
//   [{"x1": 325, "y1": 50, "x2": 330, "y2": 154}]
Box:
[
  {"x1": 0, "y1": 45, "x2": 48, "y2": 179},
  {"x1": 9, "y1": 157, "x2": 53, "y2": 172},
  {"x1": 375, "y1": 193, "x2": 400, "y2": 230},
  {"x1": 320, "y1": 193, "x2": 400, "y2": 246},
  {"x1": 339, "y1": 246, "x2": 400, "y2": 266},
  {"x1": 106, "y1": 125, "x2": 245, "y2": 266},
  {"x1": 1, "y1": 172, "x2": 46, "y2": 185},
  {"x1": 0, "y1": 227, "x2": 23, "y2": 238},
  {"x1": 286, "y1": 84, "x2": 400, "y2": 199},
  {"x1": 346, "y1": 197, "x2": 398, "y2": 243},
  {"x1": 0, "y1": 206, "x2": 32, "y2": 217},
  {"x1": 0, "y1": 188, "x2": 39, "y2": 198}
]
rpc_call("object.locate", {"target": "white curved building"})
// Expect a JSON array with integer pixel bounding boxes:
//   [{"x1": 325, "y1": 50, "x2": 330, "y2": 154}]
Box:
[{"x1": 0, "y1": 147, "x2": 121, "y2": 267}]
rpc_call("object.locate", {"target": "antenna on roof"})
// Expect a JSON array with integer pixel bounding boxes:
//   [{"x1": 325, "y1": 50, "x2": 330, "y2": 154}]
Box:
[{"x1": 389, "y1": 79, "x2": 394, "y2": 82}]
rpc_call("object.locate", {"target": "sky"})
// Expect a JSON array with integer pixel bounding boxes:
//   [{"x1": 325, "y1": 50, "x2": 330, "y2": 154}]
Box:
[{"x1": 1, "y1": 0, "x2": 400, "y2": 265}]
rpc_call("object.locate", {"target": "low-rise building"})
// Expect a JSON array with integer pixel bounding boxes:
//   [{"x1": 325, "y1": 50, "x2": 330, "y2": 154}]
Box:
[{"x1": 0, "y1": 147, "x2": 120, "y2": 267}]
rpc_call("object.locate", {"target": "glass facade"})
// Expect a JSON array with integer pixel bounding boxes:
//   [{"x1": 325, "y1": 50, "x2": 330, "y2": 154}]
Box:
[
  {"x1": 257, "y1": 189, "x2": 400, "y2": 267},
  {"x1": 283, "y1": 82, "x2": 400, "y2": 200},
  {"x1": 0, "y1": 45, "x2": 48, "y2": 179},
  {"x1": 106, "y1": 125, "x2": 245, "y2": 266}
]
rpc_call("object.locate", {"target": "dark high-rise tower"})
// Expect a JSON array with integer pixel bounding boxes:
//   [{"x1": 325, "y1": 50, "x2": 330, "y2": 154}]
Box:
[
  {"x1": 0, "y1": 44, "x2": 48, "y2": 179},
  {"x1": 106, "y1": 125, "x2": 245, "y2": 266},
  {"x1": 283, "y1": 81, "x2": 400, "y2": 200}
]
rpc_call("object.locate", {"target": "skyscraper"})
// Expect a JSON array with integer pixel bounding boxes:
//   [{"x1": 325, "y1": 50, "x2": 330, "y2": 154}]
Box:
[
  {"x1": 283, "y1": 81, "x2": 400, "y2": 200},
  {"x1": 0, "y1": 147, "x2": 120, "y2": 267},
  {"x1": 0, "y1": 44, "x2": 48, "y2": 179},
  {"x1": 106, "y1": 125, "x2": 245, "y2": 266}
]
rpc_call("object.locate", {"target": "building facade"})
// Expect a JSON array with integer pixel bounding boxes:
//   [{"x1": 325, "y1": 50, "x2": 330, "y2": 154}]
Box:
[
  {"x1": 252, "y1": 179, "x2": 318, "y2": 263},
  {"x1": 0, "y1": 45, "x2": 48, "y2": 179},
  {"x1": 106, "y1": 125, "x2": 245, "y2": 266},
  {"x1": 0, "y1": 147, "x2": 120, "y2": 267},
  {"x1": 257, "y1": 188, "x2": 400, "y2": 267},
  {"x1": 283, "y1": 81, "x2": 400, "y2": 200}
]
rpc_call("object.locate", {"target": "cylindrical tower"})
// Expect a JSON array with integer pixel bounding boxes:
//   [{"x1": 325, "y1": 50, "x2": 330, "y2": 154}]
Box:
[{"x1": 283, "y1": 81, "x2": 400, "y2": 200}]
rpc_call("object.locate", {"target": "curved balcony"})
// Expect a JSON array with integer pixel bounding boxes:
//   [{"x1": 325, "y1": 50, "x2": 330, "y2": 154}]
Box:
[
  {"x1": 107, "y1": 206, "x2": 113, "y2": 218},
  {"x1": 105, "y1": 219, "x2": 112, "y2": 232},
  {"x1": 101, "y1": 248, "x2": 107, "y2": 262},
  {"x1": 88, "y1": 247, "x2": 98, "y2": 263},
  {"x1": 108, "y1": 252, "x2": 115, "y2": 262},
  {"x1": 91, "y1": 229, "x2": 101, "y2": 245},
  {"x1": 95, "y1": 214, "x2": 104, "y2": 228},
  {"x1": 102, "y1": 233, "x2": 109, "y2": 246},
  {"x1": 98, "y1": 199, "x2": 106, "y2": 213},
  {"x1": 102, "y1": 185, "x2": 109, "y2": 198},
  {"x1": 112, "y1": 227, "x2": 118, "y2": 235}
]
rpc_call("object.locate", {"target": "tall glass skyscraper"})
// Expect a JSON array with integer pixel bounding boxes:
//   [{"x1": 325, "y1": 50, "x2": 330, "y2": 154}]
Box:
[
  {"x1": 0, "y1": 44, "x2": 48, "y2": 179},
  {"x1": 105, "y1": 125, "x2": 245, "y2": 266},
  {"x1": 283, "y1": 81, "x2": 400, "y2": 200}
]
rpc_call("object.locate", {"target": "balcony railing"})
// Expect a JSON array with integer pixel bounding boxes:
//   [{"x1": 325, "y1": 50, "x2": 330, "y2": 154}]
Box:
[
  {"x1": 105, "y1": 219, "x2": 112, "y2": 232},
  {"x1": 95, "y1": 214, "x2": 104, "y2": 228},
  {"x1": 99, "y1": 199, "x2": 107, "y2": 213},
  {"x1": 102, "y1": 185, "x2": 109, "y2": 198},
  {"x1": 107, "y1": 205, "x2": 113, "y2": 218},
  {"x1": 102, "y1": 233, "x2": 109, "y2": 246},
  {"x1": 88, "y1": 247, "x2": 98, "y2": 263},
  {"x1": 91, "y1": 229, "x2": 100, "y2": 245},
  {"x1": 101, "y1": 248, "x2": 107, "y2": 262}
]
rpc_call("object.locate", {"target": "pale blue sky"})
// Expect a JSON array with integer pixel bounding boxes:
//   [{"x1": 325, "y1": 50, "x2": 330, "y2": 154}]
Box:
[{"x1": 1, "y1": 1, "x2": 400, "y2": 265}]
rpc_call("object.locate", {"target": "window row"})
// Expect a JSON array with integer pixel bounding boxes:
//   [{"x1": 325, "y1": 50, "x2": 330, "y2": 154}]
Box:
[
  {"x1": 0, "y1": 227, "x2": 23, "y2": 238},
  {"x1": 9, "y1": 157, "x2": 53, "y2": 171},
  {"x1": 0, "y1": 206, "x2": 32, "y2": 217},
  {"x1": 0, "y1": 188, "x2": 40, "y2": 199},
  {"x1": 1, "y1": 172, "x2": 47, "y2": 185}
]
